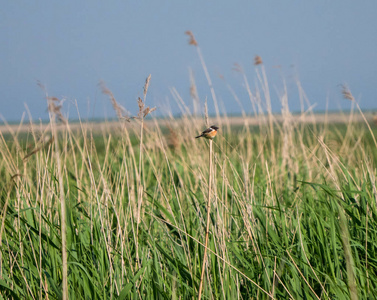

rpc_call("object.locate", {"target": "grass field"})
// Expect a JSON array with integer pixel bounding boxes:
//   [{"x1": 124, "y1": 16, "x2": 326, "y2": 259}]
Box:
[{"x1": 1, "y1": 75, "x2": 377, "y2": 299}]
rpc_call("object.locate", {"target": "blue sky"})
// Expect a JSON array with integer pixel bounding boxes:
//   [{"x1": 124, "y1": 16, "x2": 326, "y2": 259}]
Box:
[{"x1": 1, "y1": 1, "x2": 377, "y2": 122}]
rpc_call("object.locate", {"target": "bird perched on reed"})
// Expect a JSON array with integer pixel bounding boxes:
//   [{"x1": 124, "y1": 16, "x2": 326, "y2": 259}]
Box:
[{"x1": 195, "y1": 125, "x2": 219, "y2": 139}]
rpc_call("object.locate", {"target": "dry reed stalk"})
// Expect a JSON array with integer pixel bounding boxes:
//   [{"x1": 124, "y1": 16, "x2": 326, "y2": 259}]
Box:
[
  {"x1": 281, "y1": 84, "x2": 296, "y2": 177},
  {"x1": 186, "y1": 30, "x2": 221, "y2": 127},
  {"x1": 37, "y1": 81, "x2": 68, "y2": 299},
  {"x1": 135, "y1": 75, "x2": 155, "y2": 269},
  {"x1": 341, "y1": 84, "x2": 377, "y2": 148},
  {"x1": 234, "y1": 63, "x2": 258, "y2": 118},
  {"x1": 189, "y1": 68, "x2": 200, "y2": 117},
  {"x1": 100, "y1": 77, "x2": 156, "y2": 270},
  {"x1": 198, "y1": 138, "x2": 213, "y2": 300},
  {"x1": 255, "y1": 55, "x2": 276, "y2": 165},
  {"x1": 313, "y1": 126, "x2": 359, "y2": 299},
  {"x1": 54, "y1": 132, "x2": 68, "y2": 300},
  {"x1": 236, "y1": 63, "x2": 266, "y2": 136},
  {"x1": 99, "y1": 81, "x2": 130, "y2": 122},
  {"x1": 339, "y1": 86, "x2": 356, "y2": 154},
  {"x1": 198, "y1": 102, "x2": 213, "y2": 300},
  {"x1": 41, "y1": 89, "x2": 68, "y2": 300},
  {"x1": 296, "y1": 80, "x2": 317, "y2": 127},
  {"x1": 23, "y1": 135, "x2": 53, "y2": 161},
  {"x1": 99, "y1": 82, "x2": 136, "y2": 228}
]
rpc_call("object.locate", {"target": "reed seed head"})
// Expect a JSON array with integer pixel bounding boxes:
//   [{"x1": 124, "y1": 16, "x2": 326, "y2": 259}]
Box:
[
  {"x1": 144, "y1": 74, "x2": 151, "y2": 98},
  {"x1": 341, "y1": 84, "x2": 355, "y2": 101},
  {"x1": 232, "y1": 63, "x2": 243, "y2": 73},
  {"x1": 99, "y1": 80, "x2": 129, "y2": 121},
  {"x1": 185, "y1": 31, "x2": 198, "y2": 46},
  {"x1": 254, "y1": 55, "x2": 263, "y2": 65},
  {"x1": 47, "y1": 97, "x2": 67, "y2": 124}
]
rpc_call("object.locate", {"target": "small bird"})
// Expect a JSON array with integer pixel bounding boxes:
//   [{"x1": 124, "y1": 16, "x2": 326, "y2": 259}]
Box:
[{"x1": 195, "y1": 125, "x2": 219, "y2": 139}]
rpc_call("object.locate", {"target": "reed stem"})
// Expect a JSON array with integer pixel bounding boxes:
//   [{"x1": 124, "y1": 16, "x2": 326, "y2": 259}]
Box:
[{"x1": 198, "y1": 138, "x2": 213, "y2": 299}]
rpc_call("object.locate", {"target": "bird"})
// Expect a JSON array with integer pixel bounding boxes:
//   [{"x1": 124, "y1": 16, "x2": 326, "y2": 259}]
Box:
[{"x1": 195, "y1": 125, "x2": 219, "y2": 139}]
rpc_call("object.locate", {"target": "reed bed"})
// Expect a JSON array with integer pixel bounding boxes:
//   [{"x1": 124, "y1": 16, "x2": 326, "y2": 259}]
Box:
[{"x1": 1, "y1": 60, "x2": 377, "y2": 299}]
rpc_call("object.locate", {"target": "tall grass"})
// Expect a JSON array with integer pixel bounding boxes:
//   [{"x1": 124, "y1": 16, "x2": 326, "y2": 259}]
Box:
[{"x1": 1, "y1": 59, "x2": 377, "y2": 299}]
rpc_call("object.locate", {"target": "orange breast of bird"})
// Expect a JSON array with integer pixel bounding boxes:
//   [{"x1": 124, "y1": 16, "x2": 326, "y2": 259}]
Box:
[{"x1": 205, "y1": 130, "x2": 217, "y2": 139}]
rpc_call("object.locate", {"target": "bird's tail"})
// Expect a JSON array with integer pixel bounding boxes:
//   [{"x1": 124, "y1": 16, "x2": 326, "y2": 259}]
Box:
[{"x1": 195, "y1": 135, "x2": 202, "y2": 139}]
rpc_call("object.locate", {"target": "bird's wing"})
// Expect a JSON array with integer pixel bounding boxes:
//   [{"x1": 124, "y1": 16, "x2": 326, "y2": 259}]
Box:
[{"x1": 201, "y1": 128, "x2": 213, "y2": 134}]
